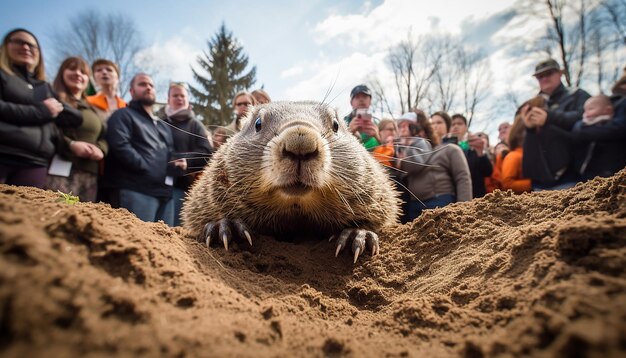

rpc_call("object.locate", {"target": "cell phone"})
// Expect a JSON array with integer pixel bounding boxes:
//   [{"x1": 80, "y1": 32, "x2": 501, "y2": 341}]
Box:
[
  {"x1": 355, "y1": 108, "x2": 372, "y2": 122},
  {"x1": 442, "y1": 135, "x2": 458, "y2": 144}
]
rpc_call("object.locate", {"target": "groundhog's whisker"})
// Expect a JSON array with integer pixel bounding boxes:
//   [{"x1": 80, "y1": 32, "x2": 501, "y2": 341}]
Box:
[
  {"x1": 204, "y1": 124, "x2": 231, "y2": 129},
  {"x1": 170, "y1": 155, "x2": 213, "y2": 161},
  {"x1": 319, "y1": 66, "x2": 343, "y2": 107},
  {"x1": 333, "y1": 187, "x2": 355, "y2": 215},
  {"x1": 160, "y1": 119, "x2": 211, "y2": 141},
  {"x1": 379, "y1": 164, "x2": 408, "y2": 175},
  {"x1": 184, "y1": 170, "x2": 205, "y2": 176},
  {"x1": 329, "y1": 172, "x2": 372, "y2": 206},
  {"x1": 167, "y1": 157, "x2": 212, "y2": 165},
  {"x1": 396, "y1": 136, "x2": 432, "y2": 142},
  {"x1": 186, "y1": 153, "x2": 213, "y2": 158},
  {"x1": 373, "y1": 153, "x2": 440, "y2": 168},
  {"x1": 392, "y1": 143, "x2": 448, "y2": 156},
  {"x1": 176, "y1": 151, "x2": 215, "y2": 156},
  {"x1": 224, "y1": 180, "x2": 255, "y2": 218},
  {"x1": 390, "y1": 177, "x2": 423, "y2": 204}
]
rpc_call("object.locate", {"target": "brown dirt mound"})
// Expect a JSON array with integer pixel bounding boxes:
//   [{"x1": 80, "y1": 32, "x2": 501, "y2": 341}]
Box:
[{"x1": 1, "y1": 170, "x2": 625, "y2": 357}]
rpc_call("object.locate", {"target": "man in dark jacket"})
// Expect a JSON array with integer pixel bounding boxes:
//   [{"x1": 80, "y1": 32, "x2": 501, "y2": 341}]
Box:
[
  {"x1": 521, "y1": 58, "x2": 590, "y2": 190},
  {"x1": 450, "y1": 114, "x2": 493, "y2": 198},
  {"x1": 103, "y1": 73, "x2": 185, "y2": 226}
]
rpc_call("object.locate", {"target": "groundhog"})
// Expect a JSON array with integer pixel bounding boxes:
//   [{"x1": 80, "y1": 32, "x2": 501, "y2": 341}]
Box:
[{"x1": 182, "y1": 101, "x2": 401, "y2": 262}]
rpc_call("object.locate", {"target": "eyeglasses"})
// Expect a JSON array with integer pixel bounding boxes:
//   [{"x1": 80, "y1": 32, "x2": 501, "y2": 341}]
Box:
[
  {"x1": 8, "y1": 38, "x2": 39, "y2": 52},
  {"x1": 235, "y1": 102, "x2": 251, "y2": 107}
]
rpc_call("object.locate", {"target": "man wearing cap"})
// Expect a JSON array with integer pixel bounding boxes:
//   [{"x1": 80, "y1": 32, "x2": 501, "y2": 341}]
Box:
[
  {"x1": 344, "y1": 84, "x2": 380, "y2": 150},
  {"x1": 521, "y1": 58, "x2": 590, "y2": 190}
]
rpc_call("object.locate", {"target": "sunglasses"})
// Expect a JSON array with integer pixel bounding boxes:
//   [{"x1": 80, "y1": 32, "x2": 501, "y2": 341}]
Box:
[
  {"x1": 8, "y1": 38, "x2": 39, "y2": 52},
  {"x1": 235, "y1": 102, "x2": 251, "y2": 107}
]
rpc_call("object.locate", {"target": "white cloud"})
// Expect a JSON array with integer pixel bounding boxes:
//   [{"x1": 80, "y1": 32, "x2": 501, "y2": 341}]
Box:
[
  {"x1": 313, "y1": 0, "x2": 517, "y2": 51},
  {"x1": 134, "y1": 37, "x2": 200, "y2": 101},
  {"x1": 280, "y1": 65, "x2": 304, "y2": 79},
  {"x1": 282, "y1": 51, "x2": 388, "y2": 116},
  {"x1": 295, "y1": 0, "x2": 533, "y2": 143}
]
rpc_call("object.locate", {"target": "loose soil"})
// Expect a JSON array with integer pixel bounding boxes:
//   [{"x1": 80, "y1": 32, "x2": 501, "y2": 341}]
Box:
[{"x1": 1, "y1": 170, "x2": 625, "y2": 357}]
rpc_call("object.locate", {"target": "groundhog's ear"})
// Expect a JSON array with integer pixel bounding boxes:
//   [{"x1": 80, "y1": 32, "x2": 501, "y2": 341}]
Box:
[{"x1": 328, "y1": 106, "x2": 339, "y2": 120}]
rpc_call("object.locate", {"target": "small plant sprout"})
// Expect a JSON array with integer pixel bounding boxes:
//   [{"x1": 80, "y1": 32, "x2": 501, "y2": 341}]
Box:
[{"x1": 57, "y1": 191, "x2": 80, "y2": 205}]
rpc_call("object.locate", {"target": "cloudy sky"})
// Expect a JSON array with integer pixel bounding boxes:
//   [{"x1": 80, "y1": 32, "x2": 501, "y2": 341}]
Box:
[{"x1": 0, "y1": 0, "x2": 579, "y2": 140}]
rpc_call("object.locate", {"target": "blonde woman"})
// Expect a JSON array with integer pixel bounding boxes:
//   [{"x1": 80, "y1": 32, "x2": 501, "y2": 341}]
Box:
[{"x1": 251, "y1": 89, "x2": 271, "y2": 104}]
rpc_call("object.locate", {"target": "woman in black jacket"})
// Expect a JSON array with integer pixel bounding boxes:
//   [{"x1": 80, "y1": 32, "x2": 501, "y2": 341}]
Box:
[{"x1": 0, "y1": 28, "x2": 81, "y2": 188}]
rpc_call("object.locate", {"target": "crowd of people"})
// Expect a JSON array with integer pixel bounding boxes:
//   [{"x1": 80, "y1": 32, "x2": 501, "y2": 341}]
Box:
[
  {"x1": 1, "y1": 28, "x2": 625, "y2": 227},
  {"x1": 345, "y1": 58, "x2": 626, "y2": 223}
]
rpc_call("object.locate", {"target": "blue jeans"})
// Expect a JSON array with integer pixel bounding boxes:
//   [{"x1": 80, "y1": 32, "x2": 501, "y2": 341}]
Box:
[
  {"x1": 119, "y1": 189, "x2": 174, "y2": 227},
  {"x1": 407, "y1": 194, "x2": 456, "y2": 221},
  {"x1": 532, "y1": 181, "x2": 577, "y2": 191},
  {"x1": 172, "y1": 188, "x2": 186, "y2": 227}
]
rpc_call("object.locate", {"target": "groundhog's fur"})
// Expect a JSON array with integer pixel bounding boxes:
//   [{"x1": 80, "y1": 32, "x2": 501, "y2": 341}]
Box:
[{"x1": 182, "y1": 101, "x2": 400, "y2": 240}]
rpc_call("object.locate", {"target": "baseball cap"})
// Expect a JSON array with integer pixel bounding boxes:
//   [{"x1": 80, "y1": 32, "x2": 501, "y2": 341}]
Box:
[
  {"x1": 396, "y1": 112, "x2": 417, "y2": 123},
  {"x1": 350, "y1": 84, "x2": 371, "y2": 99},
  {"x1": 533, "y1": 58, "x2": 561, "y2": 77}
]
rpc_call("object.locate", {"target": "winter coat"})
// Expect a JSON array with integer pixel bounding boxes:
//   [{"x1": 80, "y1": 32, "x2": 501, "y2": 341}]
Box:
[
  {"x1": 0, "y1": 65, "x2": 82, "y2": 167},
  {"x1": 103, "y1": 100, "x2": 183, "y2": 199},
  {"x1": 163, "y1": 108, "x2": 213, "y2": 190},
  {"x1": 571, "y1": 95, "x2": 626, "y2": 180},
  {"x1": 522, "y1": 83, "x2": 590, "y2": 186},
  {"x1": 402, "y1": 141, "x2": 472, "y2": 203},
  {"x1": 464, "y1": 148, "x2": 493, "y2": 198}
]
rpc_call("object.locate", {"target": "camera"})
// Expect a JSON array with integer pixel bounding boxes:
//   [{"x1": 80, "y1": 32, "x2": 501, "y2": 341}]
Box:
[{"x1": 442, "y1": 135, "x2": 458, "y2": 144}]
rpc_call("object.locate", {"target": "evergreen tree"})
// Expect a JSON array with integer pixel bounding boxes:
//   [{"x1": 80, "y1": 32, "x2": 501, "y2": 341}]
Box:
[{"x1": 189, "y1": 24, "x2": 256, "y2": 128}]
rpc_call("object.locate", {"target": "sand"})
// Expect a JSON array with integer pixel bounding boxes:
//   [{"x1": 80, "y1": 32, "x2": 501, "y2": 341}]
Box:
[{"x1": 0, "y1": 170, "x2": 625, "y2": 357}]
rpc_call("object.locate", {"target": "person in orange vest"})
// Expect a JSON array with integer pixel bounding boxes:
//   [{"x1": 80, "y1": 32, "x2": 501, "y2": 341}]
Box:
[
  {"x1": 501, "y1": 111, "x2": 532, "y2": 194},
  {"x1": 87, "y1": 59, "x2": 126, "y2": 121}
]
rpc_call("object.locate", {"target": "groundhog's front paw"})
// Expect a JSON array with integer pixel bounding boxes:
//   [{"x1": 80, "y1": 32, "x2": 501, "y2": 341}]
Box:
[
  {"x1": 199, "y1": 218, "x2": 253, "y2": 250},
  {"x1": 329, "y1": 229, "x2": 380, "y2": 263}
]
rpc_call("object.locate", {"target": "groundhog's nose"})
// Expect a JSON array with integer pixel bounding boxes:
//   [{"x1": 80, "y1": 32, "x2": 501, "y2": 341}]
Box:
[{"x1": 282, "y1": 127, "x2": 320, "y2": 162}]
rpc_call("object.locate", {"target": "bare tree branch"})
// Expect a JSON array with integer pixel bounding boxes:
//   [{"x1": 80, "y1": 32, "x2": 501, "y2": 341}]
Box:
[{"x1": 49, "y1": 10, "x2": 144, "y2": 96}]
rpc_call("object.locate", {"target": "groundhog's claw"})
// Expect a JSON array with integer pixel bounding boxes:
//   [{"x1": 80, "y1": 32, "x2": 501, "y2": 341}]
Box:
[
  {"x1": 330, "y1": 229, "x2": 379, "y2": 263},
  {"x1": 200, "y1": 219, "x2": 254, "y2": 250}
]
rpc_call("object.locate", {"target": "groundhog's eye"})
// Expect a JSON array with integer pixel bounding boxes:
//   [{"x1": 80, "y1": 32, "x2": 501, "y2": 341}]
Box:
[
  {"x1": 332, "y1": 119, "x2": 339, "y2": 133},
  {"x1": 255, "y1": 117, "x2": 262, "y2": 132}
]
